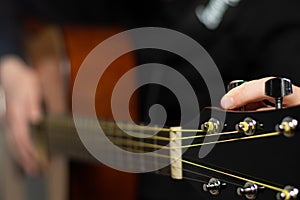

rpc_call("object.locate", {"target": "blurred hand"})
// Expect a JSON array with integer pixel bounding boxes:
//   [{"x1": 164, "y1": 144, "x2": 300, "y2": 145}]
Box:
[
  {"x1": 220, "y1": 77, "x2": 300, "y2": 110},
  {"x1": 0, "y1": 55, "x2": 43, "y2": 175}
]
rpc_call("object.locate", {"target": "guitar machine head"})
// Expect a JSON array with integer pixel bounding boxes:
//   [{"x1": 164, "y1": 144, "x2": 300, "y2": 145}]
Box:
[
  {"x1": 265, "y1": 77, "x2": 293, "y2": 109},
  {"x1": 186, "y1": 77, "x2": 299, "y2": 200}
]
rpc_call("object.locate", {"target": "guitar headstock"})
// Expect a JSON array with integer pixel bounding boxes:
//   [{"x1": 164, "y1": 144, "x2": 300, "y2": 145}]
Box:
[{"x1": 181, "y1": 105, "x2": 300, "y2": 200}]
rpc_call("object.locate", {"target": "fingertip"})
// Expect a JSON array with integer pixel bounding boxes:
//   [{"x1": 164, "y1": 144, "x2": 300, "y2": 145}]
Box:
[{"x1": 220, "y1": 96, "x2": 234, "y2": 109}]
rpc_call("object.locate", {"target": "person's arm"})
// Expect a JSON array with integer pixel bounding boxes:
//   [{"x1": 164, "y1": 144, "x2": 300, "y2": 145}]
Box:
[
  {"x1": 220, "y1": 77, "x2": 300, "y2": 110},
  {"x1": 0, "y1": 0, "x2": 43, "y2": 175},
  {"x1": 0, "y1": 56, "x2": 43, "y2": 175}
]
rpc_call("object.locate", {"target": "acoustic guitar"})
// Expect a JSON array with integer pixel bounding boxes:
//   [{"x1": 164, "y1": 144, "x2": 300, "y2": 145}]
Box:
[
  {"x1": 32, "y1": 102, "x2": 300, "y2": 200},
  {"x1": 24, "y1": 22, "x2": 299, "y2": 199}
]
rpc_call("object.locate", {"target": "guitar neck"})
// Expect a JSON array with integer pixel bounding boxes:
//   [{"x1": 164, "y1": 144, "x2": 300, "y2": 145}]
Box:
[
  {"x1": 32, "y1": 115, "x2": 92, "y2": 162},
  {"x1": 32, "y1": 115, "x2": 174, "y2": 176}
]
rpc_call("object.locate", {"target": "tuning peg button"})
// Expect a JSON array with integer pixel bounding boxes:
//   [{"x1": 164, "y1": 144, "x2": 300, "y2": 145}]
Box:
[{"x1": 265, "y1": 78, "x2": 293, "y2": 109}]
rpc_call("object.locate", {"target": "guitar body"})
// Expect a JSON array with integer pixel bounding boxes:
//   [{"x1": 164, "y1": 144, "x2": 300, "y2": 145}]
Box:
[
  {"x1": 62, "y1": 26, "x2": 138, "y2": 200},
  {"x1": 183, "y1": 106, "x2": 300, "y2": 199}
]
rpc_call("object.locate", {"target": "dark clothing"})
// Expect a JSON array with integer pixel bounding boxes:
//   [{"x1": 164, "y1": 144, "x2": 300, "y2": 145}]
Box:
[
  {"x1": 161, "y1": 0, "x2": 300, "y2": 84},
  {"x1": 1, "y1": 0, "x2": 300, "y2": 84},
  {"x1": 139, "y1": 0, "x2": 300, "y2": 125},
  {"x1": 138, "y1": 1, "x2": 300, "y2": 200},
  {"x1": 0, "y1": 0, "x2": 165, "y2": 58}
]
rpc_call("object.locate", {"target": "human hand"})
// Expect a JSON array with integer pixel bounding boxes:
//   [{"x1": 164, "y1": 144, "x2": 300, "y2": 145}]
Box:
[
  {"x1": 220, "y1": 77, "x2": 300, "y2": 110},
  {"x1": 0, "y1": 55, "x2": 43, "y2": 175}
]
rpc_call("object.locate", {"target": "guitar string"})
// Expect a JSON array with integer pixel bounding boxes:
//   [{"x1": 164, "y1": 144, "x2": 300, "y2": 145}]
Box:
[
  {"x1": 48, "y1": 124, "x2": 284, "y2": 193},
  {"x1": 47, "y1": 117, "x2": 206, "y2": 133},
  {"x1": 116, "y1": 146, "x2": 214, "y2": 185},
  {"x1": 106, "y1": 131, "x2": 280, "y2": 150},
  {"x1": 120, "y1": 124, "x2": 205, "y2": 133},
  {"x1": 82, "y1": 129, "x2": 287, "y2": 194},
  {"x1": 45, "y1": 125, "x2": 281, "y2": 150},
  {"x1": 174, "y1": 131, "x2": 280, "y2": 149},
  {"x1": 109, "y1": 129, "x2": 239, "y2": 141},
  {"x1": 143, "y1": 151, "x2": 288, "y2": 195},
  {"x1": 46, "y1": 117, "x2": 246, "y2": 141},
  {"x1": 69, "y1": 127, "x2": 283, "y2": 194},
  {"x1": 38, "y1": 128, "x2": 288, "y2": 196},
  {"x1": 182, "y1": 168, "x2": 243, "y2": 187},
  {"x1": 122, "y1": 146, "x2": 249, "y2": 188},
  {"x1": 157, "y1": 164, "x2": 242, "y2": 188},
  {"x1": 176, "y1": 130, "x2": 239, "y2": 140},
  {"x1": 45, "y1": 117, "x2": 273, "y2": 144},
  {"x1": 41, "y1": 125, "x2": 281, "y2": 189},
  {"x1": 125, "y1": 141, "x2": 285, "y2": 191},
  {"x1": 181, "y1": 159, "x2": 289, "y2": 196},
  {"x1": 39, "y1": 119, "x2": 289, "y2": 196}
]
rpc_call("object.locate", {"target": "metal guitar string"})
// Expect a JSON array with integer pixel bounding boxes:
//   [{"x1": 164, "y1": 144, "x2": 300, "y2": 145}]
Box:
[
  {"x1": 143, "y1": 150, "x2": 289, "y2": 197},
  {"x1": 42, "y1": 117, "x2": 290, "y2": 197}
]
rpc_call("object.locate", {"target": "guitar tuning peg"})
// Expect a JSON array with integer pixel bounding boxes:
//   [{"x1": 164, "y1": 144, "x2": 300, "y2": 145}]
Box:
[
  {"x1": 203, "y1": 178, "x2": 226, "y2": 196},
  {"x1": 265, "y1": 77, "x2": 293, "y2": 109},
  {"x1": 201, "y1": 118, "x2": 224, "y2": 133},
  {"x1": 276, "y1": 185, "x2": 299, "y2": 200},
  {"x1": 227, "y1": 80, "x2": 246, "y2": 92},
  {"x1": 235, "y1": 117, "x2": 258, "y2": 136},
  {"x1": 276, "y1": 117, "x2": 298, "y2": 138},
  {"x1": 237, "y1": 182, "x2": 264, "y2": 200}
]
